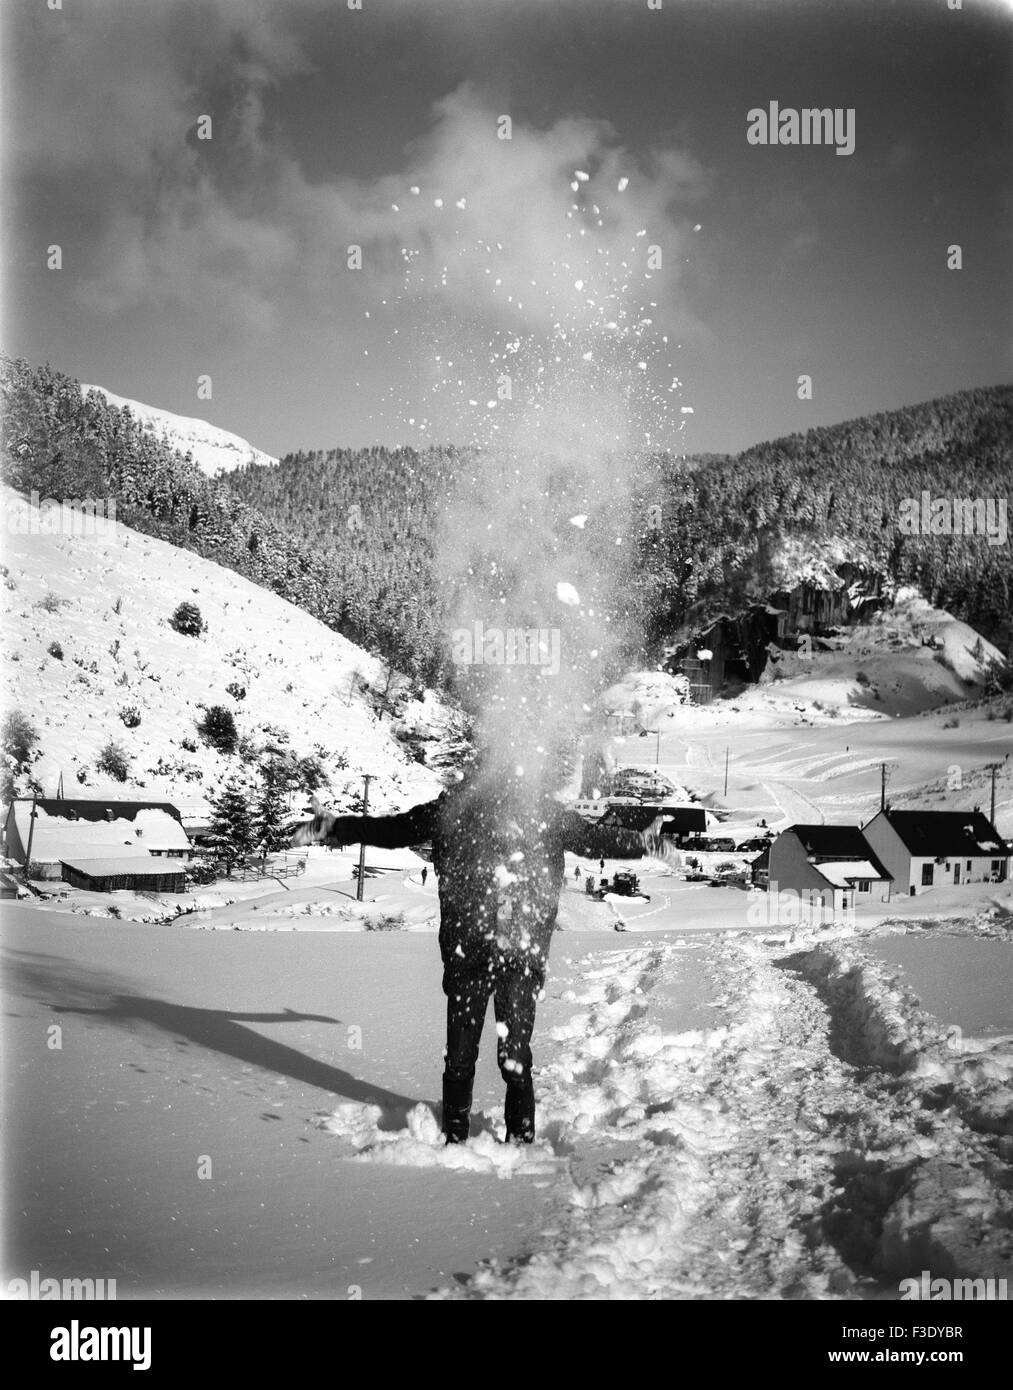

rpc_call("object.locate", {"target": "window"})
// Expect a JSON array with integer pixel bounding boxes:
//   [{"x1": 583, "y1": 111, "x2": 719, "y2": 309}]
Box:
[
  {"x1": 856, "y1": 880, "x2": 871, "y2": 893},
  {"x1": 921, "y1": 863, "x2": 934, "y2": 887}
]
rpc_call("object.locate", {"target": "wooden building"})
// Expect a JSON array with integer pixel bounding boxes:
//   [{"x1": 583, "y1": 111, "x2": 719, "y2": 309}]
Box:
[
  {"x1": 3, "y1": 798, "x2": 190, "y2": 879},
  {"x1": 60, "y1": 855, "x2": 187, "y2": 894}
]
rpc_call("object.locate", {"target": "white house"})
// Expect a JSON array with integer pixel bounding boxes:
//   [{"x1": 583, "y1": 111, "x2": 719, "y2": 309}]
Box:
[
  {"x1": 861, "y1": 809, "x2": 1010, "y2": 896},
  {"x1": 755, "y1": 823, "x2": 893, "y2": 921},
  {"x1": 3, "y1": 798, "x2": 191, "y2": 880}
]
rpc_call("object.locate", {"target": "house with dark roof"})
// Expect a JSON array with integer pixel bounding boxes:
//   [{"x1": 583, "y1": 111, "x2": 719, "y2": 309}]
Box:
[
  {"x1": 3, "y1": 798, "x2": 190, "y2": 880},
  {"x1": 862, "y1": 809, "x2": 1010, "y2": 896},
  {"x1": 658, "y1": 807, "x2": 708, "y2": 844},
  {"x1": 757, "y1": 823, "x2": 893, "y2": 919},
  {"x1": 591, "y1": 802, "x2": 710, "y2": 842}
]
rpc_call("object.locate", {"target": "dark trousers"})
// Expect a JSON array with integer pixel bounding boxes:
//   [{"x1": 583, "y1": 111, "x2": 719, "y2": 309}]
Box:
[{"x1": 441, "y1": 955, "x2": 542, "y2": 1140}]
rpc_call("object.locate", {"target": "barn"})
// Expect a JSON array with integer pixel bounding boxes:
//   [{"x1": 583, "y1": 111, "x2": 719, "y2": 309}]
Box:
[
  {"x1": 60, "y1": 855, "x2": 187, "y2": 894},
  {"x1": 3, "y1": 798, "x2": 190, "y2": 879}
]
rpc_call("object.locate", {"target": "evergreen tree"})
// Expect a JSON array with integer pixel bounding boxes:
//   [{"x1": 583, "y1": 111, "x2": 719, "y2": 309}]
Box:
[
  {"x1": 253, "y1": 758, "x2": 290, "y2": 861},
  {"x1": 207, "y1": 776, "x2": 255, "y2": 873},
  {"x1": 4, "y1": 352, "x2": 1012, "y2": 673}
]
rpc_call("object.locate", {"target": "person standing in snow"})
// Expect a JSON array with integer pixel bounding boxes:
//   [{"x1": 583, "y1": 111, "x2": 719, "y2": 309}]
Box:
[
  {"x1": 291, "y1": 768, "x2": 656, "y2": 1145},
  {"x1": 421, "y1": 866, "x2": 428, "y2": 886}
]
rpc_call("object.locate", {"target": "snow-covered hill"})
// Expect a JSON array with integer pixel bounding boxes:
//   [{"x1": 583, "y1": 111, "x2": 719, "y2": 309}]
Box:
[
  {"x1": 81, "y1": 383, "x2": 277, "y2": 477},
  {"x1": 611, "y1": 591, "x2": 1004, "y2": 733},
  {"x1": 2, "y1": 486, "x2": 459, "y2": 818}
]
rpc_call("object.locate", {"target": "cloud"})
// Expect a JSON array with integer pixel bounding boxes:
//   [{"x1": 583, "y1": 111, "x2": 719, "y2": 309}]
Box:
[
  {"x1": 11, "y1": 0, "x2": 707, "y2": 359},
  {"x1": 340, "y1": 83, "x2": 707, "y2": 335}
]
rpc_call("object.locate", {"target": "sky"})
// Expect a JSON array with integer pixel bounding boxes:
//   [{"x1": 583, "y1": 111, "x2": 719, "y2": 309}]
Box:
[{"x1": 3, "y1": 0, "x2": 1011, "y2": 459}]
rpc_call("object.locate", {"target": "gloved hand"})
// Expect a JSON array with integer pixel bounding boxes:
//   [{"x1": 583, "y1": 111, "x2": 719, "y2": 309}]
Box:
[{"x1": 287, "y1": 795, "x2": 337, "y2": 847}]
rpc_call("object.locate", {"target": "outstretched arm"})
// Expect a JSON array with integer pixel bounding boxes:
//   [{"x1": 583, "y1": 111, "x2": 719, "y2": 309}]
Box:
[
  {"x1": 290, "y1": 798, "x2": 439, "y2": 850},
  {"x1": 558, "y1": 810, "x2": 662, "y2": 860}
]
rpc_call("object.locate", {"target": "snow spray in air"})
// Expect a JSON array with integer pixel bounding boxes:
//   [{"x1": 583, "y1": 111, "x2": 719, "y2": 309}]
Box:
[{"x1": 380, "y1": 92, "x2": 702, "y2": 802}]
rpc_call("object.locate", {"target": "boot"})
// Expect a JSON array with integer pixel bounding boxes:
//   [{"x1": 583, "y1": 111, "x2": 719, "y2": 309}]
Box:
[
  {"x1": 441, "y1": 1069, "x2": 473, "y2": 1144},
  {"x1": 504, "y1": 1073, "x2": 535, "y2": 1144}
]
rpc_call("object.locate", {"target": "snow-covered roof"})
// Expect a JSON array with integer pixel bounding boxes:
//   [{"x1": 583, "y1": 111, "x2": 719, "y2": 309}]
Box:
[
  {"x1": 60, "y1": 854, "x2": 184, "y2": 878},
  {"x1": 815, "y1": 860, "x2": 888, "y2": 888},
  {"x1": 788, "y1": 824, "x2": 893, "y2": 882},
  {"x1": 7, "y1": 803, "x2": 190, "y2": 861}
]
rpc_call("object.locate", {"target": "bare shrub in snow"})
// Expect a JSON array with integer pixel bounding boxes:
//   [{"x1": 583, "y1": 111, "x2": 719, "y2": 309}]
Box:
[
  {"x1": 35, "y1": 593, "x2": 67, "y2": 613},
  {"x1": 366, "y1": 911, "x2": 407, "y2": 932}
]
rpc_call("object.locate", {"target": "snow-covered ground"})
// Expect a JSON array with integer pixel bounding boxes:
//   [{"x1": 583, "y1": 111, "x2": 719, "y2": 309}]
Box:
[
  {"x1": 5, "y1": 479, "x2": 1012, "y2": 1300},
  {"x1": 5, "y1": 893, "x2": 1011, "y2": 1300},
  {"x1": 605, "y1": 669, "x2": 1013, "y2": 843},
  {"x1": 80, "y1": 384, "x2": 277, "y2": 477}
]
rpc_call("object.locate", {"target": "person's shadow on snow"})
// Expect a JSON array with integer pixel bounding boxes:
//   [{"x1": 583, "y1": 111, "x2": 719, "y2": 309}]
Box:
[{"x1": 51, "y1": 996, "x2": 421, "y2": 1130}]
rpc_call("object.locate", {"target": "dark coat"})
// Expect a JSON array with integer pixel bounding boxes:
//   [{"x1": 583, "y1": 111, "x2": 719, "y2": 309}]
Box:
[{"x1": 296, "y1": 787, "x2": 651, "y2": 976}]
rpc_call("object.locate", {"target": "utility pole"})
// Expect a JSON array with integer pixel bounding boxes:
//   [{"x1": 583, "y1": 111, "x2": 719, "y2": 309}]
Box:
[
  {"x1": 21, "y1": 793, "x2": 38, "y2": 885},
  {"x1": 356, "y1": 774, "x2": 373, "y2": 902},
  {"x1": 723, "y1": 746, "x2": 730, "y2": 798},
  {"x1": 881, "y1": 762, "x2": 887, "y2": 811},
  {"x1": 990, "y1": 764, "x2": 998, "y2": 828}
]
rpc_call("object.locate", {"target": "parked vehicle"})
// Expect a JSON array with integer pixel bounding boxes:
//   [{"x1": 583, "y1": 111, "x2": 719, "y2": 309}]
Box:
[
  {"x1": 586, "y1": 869, "x2": 650, "y2": 901},
  {"x1": 684, "y1": 836, "x2": 737, "y2": 853}
]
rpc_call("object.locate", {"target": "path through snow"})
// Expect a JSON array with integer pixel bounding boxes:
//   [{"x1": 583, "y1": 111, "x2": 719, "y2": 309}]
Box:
[{"x1": 322, "y1": 933, "x2": 1013, "y2": 1299}]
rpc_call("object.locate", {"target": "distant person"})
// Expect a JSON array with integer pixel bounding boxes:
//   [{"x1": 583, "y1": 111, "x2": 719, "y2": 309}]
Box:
[
  {"x1": 421, "y1": 866, "x2": 428, "y2": 887},
  {"x1": 599, "y1": 857, "x2": 605, "y2": 873},
  {"x1": 293, "y1": 769, "x2": 657, "y2": 1145},
  {"x1": 574, "y1": 864, "x2": 581, "y2": 882}
]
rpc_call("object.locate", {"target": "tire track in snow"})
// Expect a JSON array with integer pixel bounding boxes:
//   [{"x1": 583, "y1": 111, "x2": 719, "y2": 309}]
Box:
[{"x1": 764, "y1": 778, "x2": 825, "y2": 827}]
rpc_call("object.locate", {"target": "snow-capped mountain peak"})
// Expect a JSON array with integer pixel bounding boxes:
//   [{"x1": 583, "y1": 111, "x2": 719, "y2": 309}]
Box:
[{"x1": 81, "y1": 384, "x2": 277, "y2": 478}]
